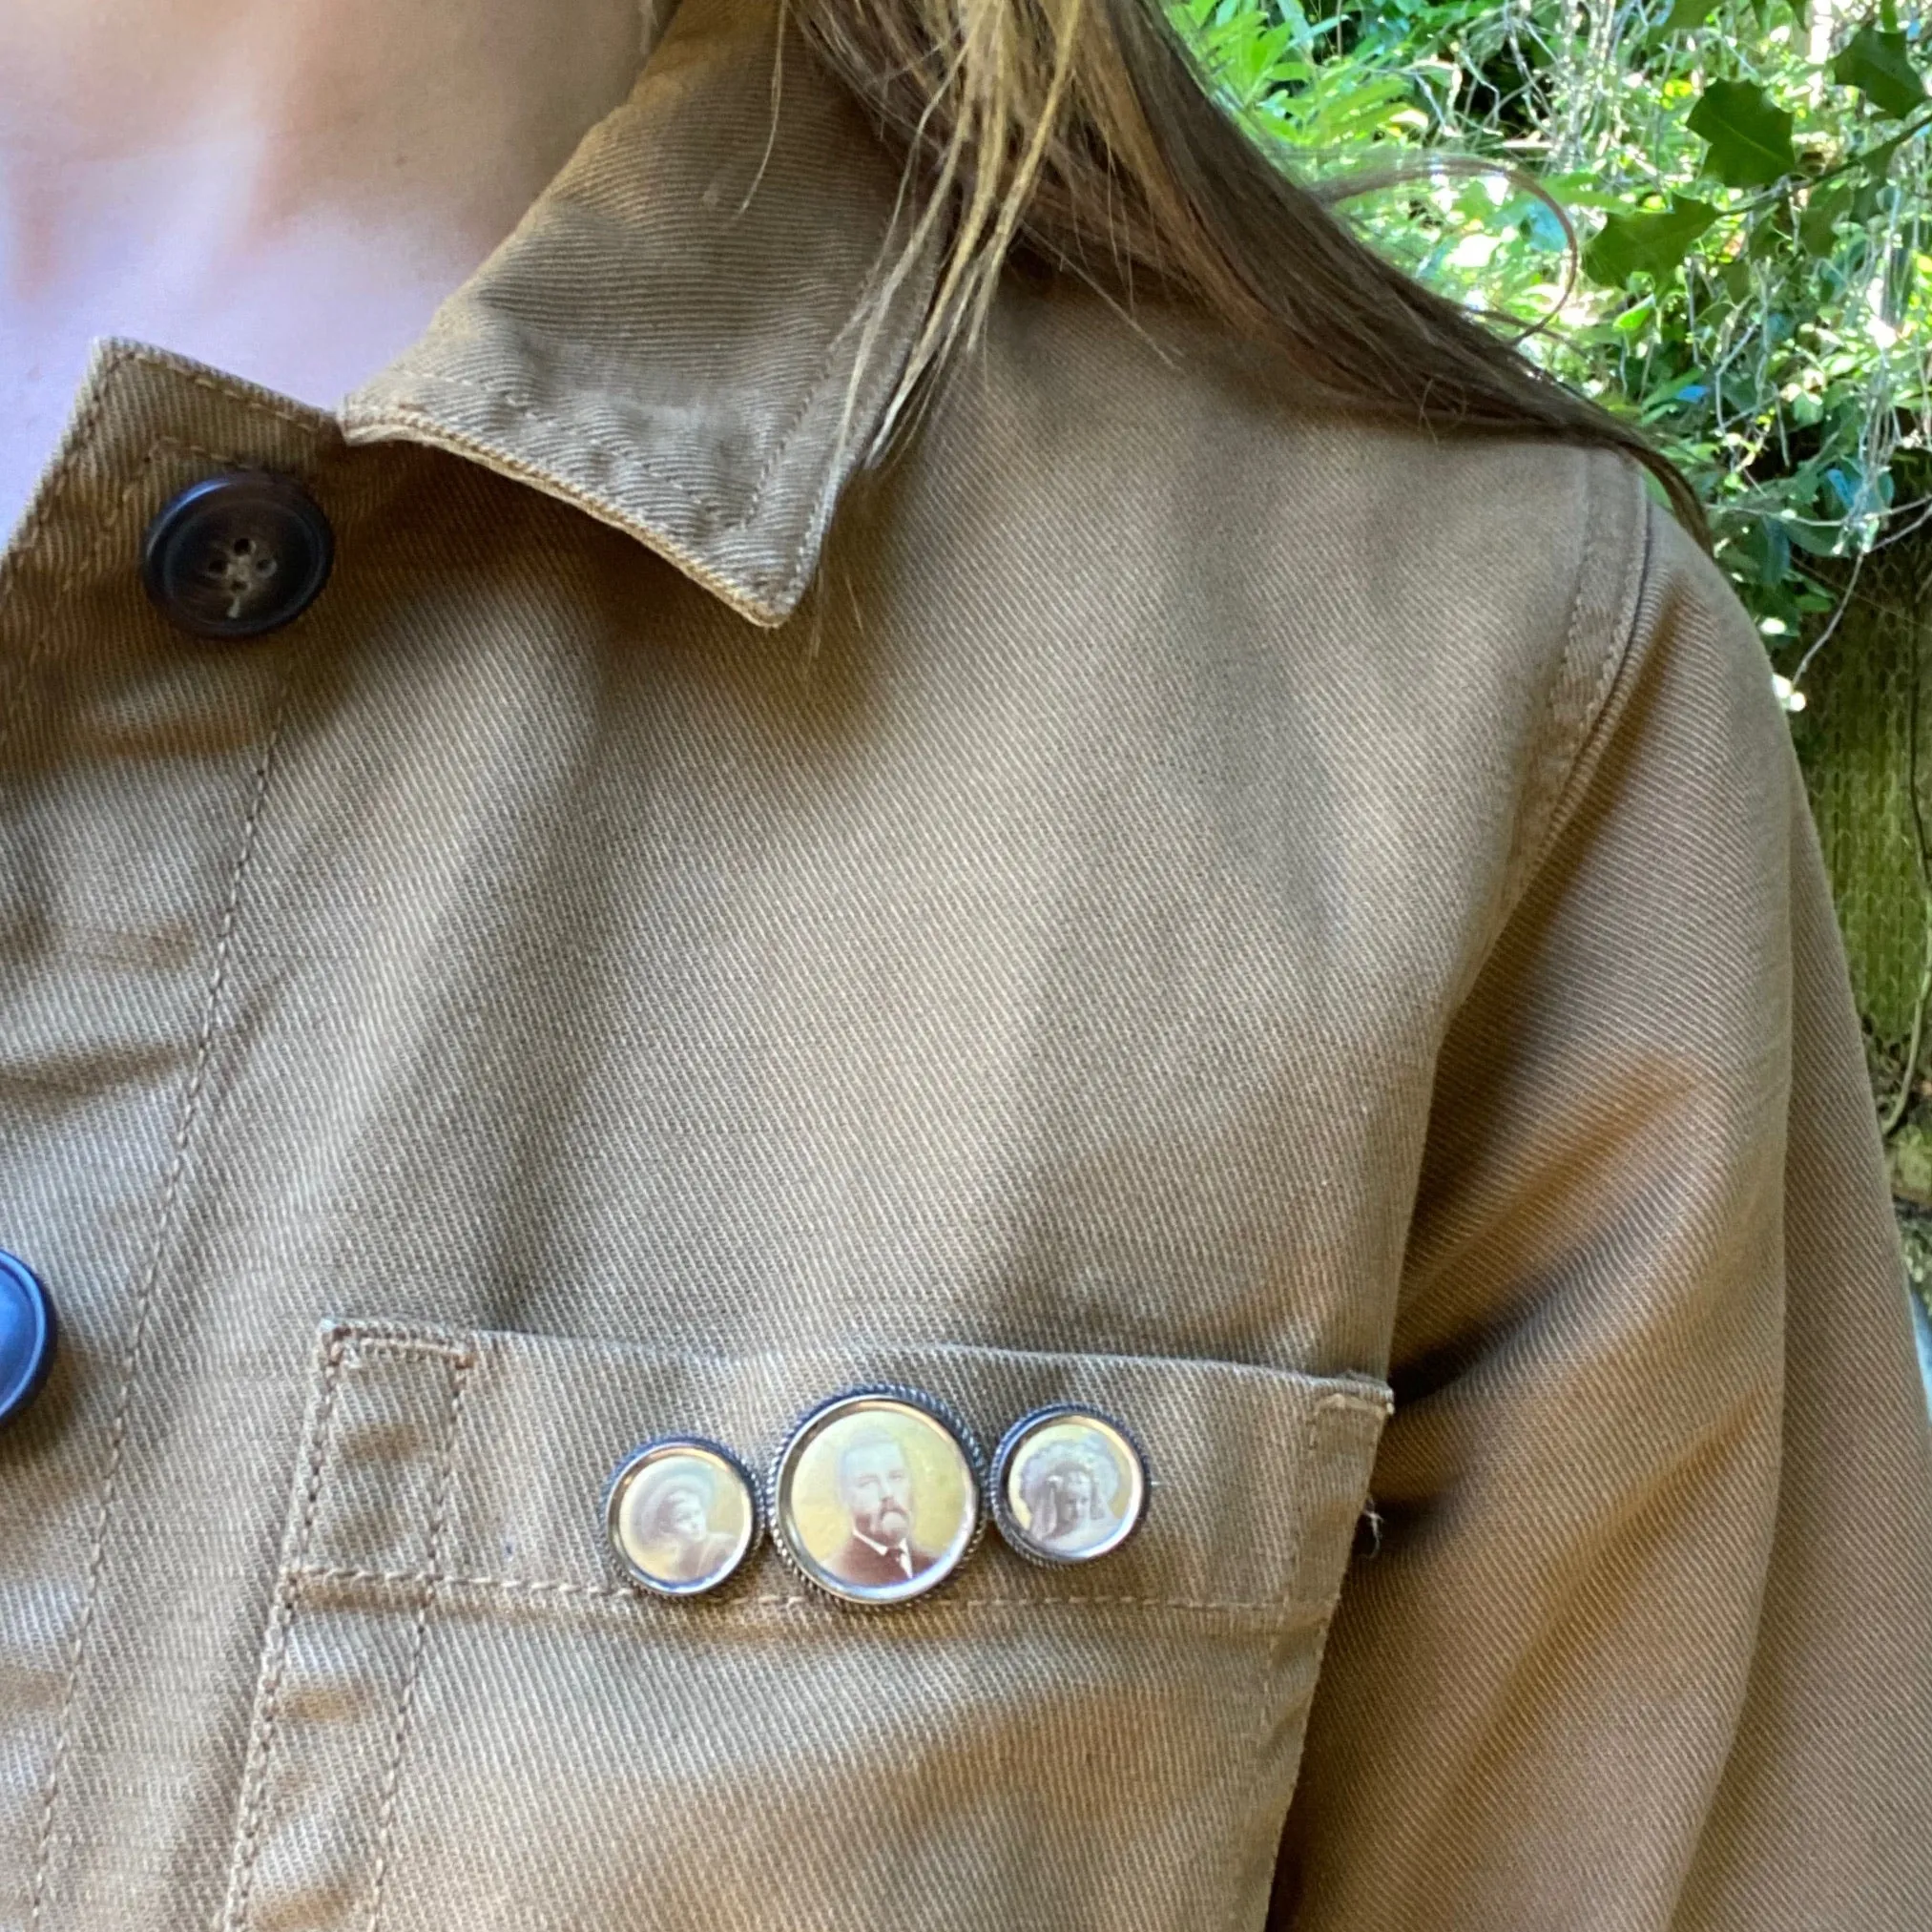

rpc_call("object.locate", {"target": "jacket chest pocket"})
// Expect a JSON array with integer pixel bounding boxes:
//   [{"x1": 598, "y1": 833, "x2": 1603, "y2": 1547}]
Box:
[{"x1": 218, "y1": 1319, "x2": 1391, "y2": 1932}]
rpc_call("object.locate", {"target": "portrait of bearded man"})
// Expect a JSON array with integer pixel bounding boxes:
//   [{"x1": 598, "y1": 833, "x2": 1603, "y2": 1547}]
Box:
[{"x1": 829, "y1": 1426, "x2": 940, "y2": 1588}]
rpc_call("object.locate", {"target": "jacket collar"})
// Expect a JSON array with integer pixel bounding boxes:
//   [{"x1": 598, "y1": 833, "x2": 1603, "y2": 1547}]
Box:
[{"x1": 339, "y1": 0, "x2": 942, "y2": 630}]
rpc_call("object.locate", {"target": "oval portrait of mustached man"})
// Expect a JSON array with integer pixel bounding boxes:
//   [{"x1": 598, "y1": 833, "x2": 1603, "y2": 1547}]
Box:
[{"x1": 771, "y1": 1389, "x2": 981, "y2": 1607}]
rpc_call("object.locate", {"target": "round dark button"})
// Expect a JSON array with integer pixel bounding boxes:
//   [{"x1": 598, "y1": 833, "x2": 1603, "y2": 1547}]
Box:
[
  {"x1": 141, "y1": 470, "x2": 334, "y2": 641},
  {"x1": 0, "y1": 1249, "x2": 55, "y2": 1427}
]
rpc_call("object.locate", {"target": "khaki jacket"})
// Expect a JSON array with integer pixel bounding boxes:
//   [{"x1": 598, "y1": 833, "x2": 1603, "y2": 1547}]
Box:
[{"x1": 3, "y1": 0, "x2": 1929, "y2": 1925}]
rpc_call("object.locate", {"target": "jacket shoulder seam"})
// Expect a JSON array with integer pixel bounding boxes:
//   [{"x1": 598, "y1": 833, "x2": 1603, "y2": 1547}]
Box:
[{"x1": 1506, "y1": 447, "x2": 1657, "y2": 915}]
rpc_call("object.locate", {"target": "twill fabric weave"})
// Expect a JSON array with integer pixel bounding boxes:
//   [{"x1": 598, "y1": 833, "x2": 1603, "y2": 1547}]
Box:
[{"x1": 0, "y1": 0, "x2": 1927, "y2": 1926}]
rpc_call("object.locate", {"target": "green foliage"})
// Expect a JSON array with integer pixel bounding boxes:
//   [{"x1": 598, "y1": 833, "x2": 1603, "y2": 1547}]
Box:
[
  {"x1": 1661, "y1": 0, "x2": 1723, "y2": 31},
  {"x1": 1585, "y1": 197, "x2": 1721, "y2": 281},
  {"x1": 1166, "y1": 0, "x2": 1932, "y2": 675},
  {"x1": 1834, "y1": 21, "x2": 1928, "y2": 115},
  {"x1": 1687, "y1": 77, "x2": 1798, "y2": 185}
]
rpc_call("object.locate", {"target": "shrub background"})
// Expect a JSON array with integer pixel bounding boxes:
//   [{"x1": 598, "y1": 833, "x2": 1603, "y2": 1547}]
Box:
[{"x1": 1170, "y1": 0, "x2": 1932, "y2": 1324}]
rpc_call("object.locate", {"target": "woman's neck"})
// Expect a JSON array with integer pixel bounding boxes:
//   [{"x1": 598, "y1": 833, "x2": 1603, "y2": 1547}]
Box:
[{"x1": 1, "y1": 0, "x2": 666, "y2": 534}]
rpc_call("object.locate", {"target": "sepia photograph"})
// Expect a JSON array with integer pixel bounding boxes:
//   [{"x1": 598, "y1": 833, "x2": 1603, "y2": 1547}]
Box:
[
  {"x1": 774, "y1": 1393, "x2": 979, "y2": 1603},
  {"x1": 607, "y1": 1439, "x2": 757, "y2": 1595},
  {"x1": 999, "y1": 1409, "x2": 1147, "y2": 1563}
]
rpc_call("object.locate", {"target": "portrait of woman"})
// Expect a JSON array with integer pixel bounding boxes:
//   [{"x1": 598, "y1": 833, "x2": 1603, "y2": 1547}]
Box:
[
  {"x1": 621, "y1": 1456, "x2": 748, "y2": 1587},
  {"x1": 1013, "y1": 1435, "x2": 1120, "y2": 1557}
]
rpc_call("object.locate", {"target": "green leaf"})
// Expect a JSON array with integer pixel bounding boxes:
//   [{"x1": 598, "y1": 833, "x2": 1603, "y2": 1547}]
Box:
[
  {"x1": 1687, "y1": 78, "x2": 1799, "y2": 185},
  {"x1": 1851, "y1": 173, "x2": 1896, "y2": 222},
  {"x1": 1166, "y1": 0, "x2": 1926, "y2": 615},
  {"x1": 1785, "y1": 511, "x2": 1843, "y2": 553},
  {"x1": 1738, "y1": 514, "x2": 1794, "y2": 587},
  {"x1": 1582, "y1": 197, "x2": 1722, "y2": 285},
  {"x1": 1613, "y1": 294, "x2": 1658, "y2": 335},
  {"x1": 1830, "y1": 24, "x2": 1927, "y2": 120},
  {"x1": 1799, "y1": 179, "x2": 1856, "y2": 256},
  {"x1": 1861, "y1": 129, "x2": 1910, "y2": 177}
]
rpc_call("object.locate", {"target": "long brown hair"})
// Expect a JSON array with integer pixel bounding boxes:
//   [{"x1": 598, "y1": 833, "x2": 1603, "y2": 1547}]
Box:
[{"x1": 779, "y1": 0, "x2": 1713, "y2": 553}]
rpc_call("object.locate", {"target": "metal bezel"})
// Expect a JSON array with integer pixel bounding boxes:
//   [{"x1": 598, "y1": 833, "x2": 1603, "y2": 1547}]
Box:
[
  {"x1": 765, "y1": 1384, "x2": 986, "y2": 1610},
  {"x1": 604, "y1": 1435, "x2": 762, "y2": 1599},
  {"x1": 988, "y1": 1403, "x2": 1152, "y2": 1568}
]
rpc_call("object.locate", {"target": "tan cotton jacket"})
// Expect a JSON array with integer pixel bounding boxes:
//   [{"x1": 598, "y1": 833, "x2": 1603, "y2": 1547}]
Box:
[{"x1": 3, "y1": 0, "x2": 1929, "y2": 1926}]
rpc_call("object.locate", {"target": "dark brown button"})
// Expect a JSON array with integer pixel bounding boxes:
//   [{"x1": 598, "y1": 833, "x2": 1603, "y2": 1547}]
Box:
[{"x1": 141, "y1": 470, "x2": 333, "y2": 641}]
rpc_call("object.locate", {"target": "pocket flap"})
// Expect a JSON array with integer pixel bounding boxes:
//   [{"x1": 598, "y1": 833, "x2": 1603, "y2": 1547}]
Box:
[{"x1": 296, "y1": 1320, "x2": 1393, "y2": 1615}]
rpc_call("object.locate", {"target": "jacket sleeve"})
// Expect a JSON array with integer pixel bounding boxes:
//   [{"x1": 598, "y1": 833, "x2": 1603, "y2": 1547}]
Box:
[{"x1": 1271, "y1": 470, "x2": 1932, "y2": 1929}]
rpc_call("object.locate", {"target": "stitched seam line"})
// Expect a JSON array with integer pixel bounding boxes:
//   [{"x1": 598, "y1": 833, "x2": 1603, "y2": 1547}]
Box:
[
  {"x1": 0, "y1": 349, "x2": 142, "y2": 725},
  {"x1": 288, "y1": 1567, "x2": 1333, "y2": 1622},
  {"x1": 0, "y1": 361, "x2": 145, "y2": 751},
  {"x1": 335, "y1": 410, "x2": 785, "y2": 622},
  {"x1": 29, "y1": 660, "x2": 293, "y2": 1931},
  {"x1": 223, "y1": 1331, "x2": 352, "y2": 1932},
  {"x1": 100, "y1": 343, "x2": 327, "y2": 435},
  {"x1": 1507, "y1": 451, "x2": 1651, "y2": 911},
  {"x1": 1490, "y1": 450, "x2": 1604, "y2": 930},
  {"x1": 323, "y1": 1329, "x2": 1381, "y2": 1402},
  {"x1": 1228, "y1": 1602, "x2": 1292, "y2": 1932},
  {"x1": 324, "y1": 1322, "x2": 475, "y2": 1362},
  {"x1": 349, "y1": 287, "x2": 858, "y2": 537},
  {"x1": 362, "y1": 1352, "x2": 469, "y2": 1932},
  {"x1": 341, "y1": 264, "x2": 906, "y2": 617},
  {"x1": 1234, "y1": 1388, "x2": 1392, "y2": 1922},
  {"x1": 0, "y1": 347, "x2": 139, "y2": 590},
  {"x1": 760, "y1": 210, "x2": 939, "y2": 611},
  {"x1": 773, "y1": 354, "x2": 866, "y2": 613},
  {"x1": 1541, "y1": 463, "x2": 1656, "y2": 843},
  {"x1": 1207, "y1": 1392, "x2": 1341, "y2": 1932}
]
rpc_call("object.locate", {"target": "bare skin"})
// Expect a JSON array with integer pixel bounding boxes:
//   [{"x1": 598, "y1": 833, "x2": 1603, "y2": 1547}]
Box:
[{"x1": 0, "y1": 0, "x2": 669, "y2": 533}]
